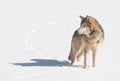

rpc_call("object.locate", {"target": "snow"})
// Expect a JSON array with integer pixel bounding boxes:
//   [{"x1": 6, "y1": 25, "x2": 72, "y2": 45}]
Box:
[{"x1": 0, "y1": 0, "x2": 120, "y2": 81}]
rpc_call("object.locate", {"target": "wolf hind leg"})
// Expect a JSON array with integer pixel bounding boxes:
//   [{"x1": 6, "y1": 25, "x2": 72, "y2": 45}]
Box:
[
  {"x1": 68, "y1": 47, "x2": 72, "y2": 61},
  {"x1": 71, "y1": 48, "x2": 82, "y2": 66}
]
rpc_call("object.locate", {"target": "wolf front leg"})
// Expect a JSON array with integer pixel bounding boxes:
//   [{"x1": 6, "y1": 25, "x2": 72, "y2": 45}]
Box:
[
  {"x1": 84, "y1": 51, "x2": 87, "y2": 68},
  {"x1": 92, "y1": 49, "x2": 97, "y2": 67}
]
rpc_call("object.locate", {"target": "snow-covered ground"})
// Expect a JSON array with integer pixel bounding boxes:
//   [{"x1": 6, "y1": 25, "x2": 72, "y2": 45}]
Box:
[{"x1": 0, "y1": 0, "x2": 120, "y2": 81}]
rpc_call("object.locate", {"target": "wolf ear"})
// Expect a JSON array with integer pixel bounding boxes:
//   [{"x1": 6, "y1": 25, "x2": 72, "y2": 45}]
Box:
[
  {"x1": 86, "y1": 15, "x2": 90, "y2": 21},
  {"x1": 80, "y1": 15, "x2": 85, "y2": 20},
  {"x1": 90, "y1": 18, "x2": 96, "y2": 30}
]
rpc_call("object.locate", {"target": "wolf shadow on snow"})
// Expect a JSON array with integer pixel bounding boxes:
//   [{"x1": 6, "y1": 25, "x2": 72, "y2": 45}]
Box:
[{"x1": 12, "y1": 58, "x2": 73, "y2": 67}]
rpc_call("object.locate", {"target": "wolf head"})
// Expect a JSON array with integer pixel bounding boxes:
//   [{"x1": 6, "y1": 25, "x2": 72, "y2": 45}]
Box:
[{"x1": 78, "y1": 15, "x2": 96, "y2": 35}]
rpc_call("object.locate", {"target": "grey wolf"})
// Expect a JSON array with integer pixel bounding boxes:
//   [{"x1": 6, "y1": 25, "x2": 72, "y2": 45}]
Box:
[{"x1": 68, "y1": 15, "x2": 104, "y2": 68}]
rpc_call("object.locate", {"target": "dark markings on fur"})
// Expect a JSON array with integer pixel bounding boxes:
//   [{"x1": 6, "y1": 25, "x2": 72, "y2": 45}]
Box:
[
  {"x1": 73, "y1": 30, "x2": 79, "y2": 37},
  {"x1": 81, "y1": 18, "x2": 91, "y2": 27},
  {"x1": 94, "y1": 19, "x2": 104, "y2": 39}
]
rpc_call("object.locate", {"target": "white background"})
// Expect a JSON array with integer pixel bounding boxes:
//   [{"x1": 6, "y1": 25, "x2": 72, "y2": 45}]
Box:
[{"x1": 0, "y1": 0, "x2": 120, "y2": 81}]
